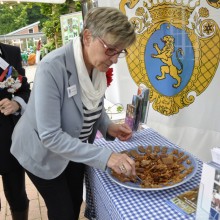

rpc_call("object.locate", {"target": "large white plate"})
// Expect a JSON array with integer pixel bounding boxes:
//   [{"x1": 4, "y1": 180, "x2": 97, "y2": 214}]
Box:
[{"x1": 106, "y1": 145, "x2": 198, "y2": 191}]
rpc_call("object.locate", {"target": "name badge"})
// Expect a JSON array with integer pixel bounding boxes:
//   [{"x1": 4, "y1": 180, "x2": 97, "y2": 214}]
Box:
[
  {"x1": 0, "y1": 57, "x2": 9, "y2": 70},
  {"x1": 67, "y1": 85, "x2": 77, "y2": 98}
]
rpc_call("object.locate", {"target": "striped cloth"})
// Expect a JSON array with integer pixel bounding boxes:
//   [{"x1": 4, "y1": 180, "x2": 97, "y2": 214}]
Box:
[{"x1": 79, "y1": 100, "x2": 102, "y2": 142}]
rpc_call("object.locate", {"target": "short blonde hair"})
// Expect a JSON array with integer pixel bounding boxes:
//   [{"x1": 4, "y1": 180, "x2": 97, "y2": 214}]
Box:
[{"x1": 81, "y1": 7, "x2": 136, "y2": 48}]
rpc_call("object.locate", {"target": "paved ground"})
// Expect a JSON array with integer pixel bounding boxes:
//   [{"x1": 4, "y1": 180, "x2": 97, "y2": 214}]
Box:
[
  {"x1": 0, "y1": 64, "x2": 87, "y2": 219},
  {"x1": 0, "y1": 175, "x2": 87, "y2": 220}
]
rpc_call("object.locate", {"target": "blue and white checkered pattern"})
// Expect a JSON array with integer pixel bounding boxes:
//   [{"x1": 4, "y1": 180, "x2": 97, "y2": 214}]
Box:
[{"x1": 85, "y1": 128, "x2": 202, "y2": 220}]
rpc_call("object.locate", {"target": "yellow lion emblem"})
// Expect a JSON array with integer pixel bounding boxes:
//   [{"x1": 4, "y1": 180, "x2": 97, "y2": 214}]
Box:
[{"x1": 151, "y1": 35, "x2": 184, "y2": 88}]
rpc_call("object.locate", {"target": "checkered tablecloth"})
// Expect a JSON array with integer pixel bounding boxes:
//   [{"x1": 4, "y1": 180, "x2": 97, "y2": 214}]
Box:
[{"x1": 85, "y1": 128, "x2": 202, "y2": 220}]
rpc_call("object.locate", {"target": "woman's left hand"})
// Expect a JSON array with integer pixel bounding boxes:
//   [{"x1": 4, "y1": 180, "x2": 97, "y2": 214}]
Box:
[
  {"x1": 0, "y1": 98, "x2": 20, "y2": 116},
  {"x1": 107, "y1": 123, "x2": 132, "y2": 141}
]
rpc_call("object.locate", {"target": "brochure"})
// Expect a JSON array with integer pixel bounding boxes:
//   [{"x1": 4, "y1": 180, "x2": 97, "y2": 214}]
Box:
[
  {"x1": 137, "y1": 84, "x2": 150, "y2": 124},
  {"x1": 132, "y1": 94, "x2": 142, "y2": 131},
  {"x1": 196, "y1": 162, "x2": 220, "y2": 220},
  {"x1": 125, "y1": 104, "x2": 136, "y2": 131},
  {"x1": 167, "y1": 186, "x2": 199, "y2": 215}
]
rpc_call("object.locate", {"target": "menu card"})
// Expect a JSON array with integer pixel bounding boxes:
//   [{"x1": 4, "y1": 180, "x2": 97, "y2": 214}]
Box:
[
  {"x1": 211, "y1": 148, "x2": 220, "y2": 165},
  {"x1": 196, "y1": 148, "x2": 220, "y2": 220},
  {"x1": 196, "y1": 162, "x2": 220, "y2": 220},
  {"x1": 167, "y1": 186, "x2": 199, "y2": 215}
]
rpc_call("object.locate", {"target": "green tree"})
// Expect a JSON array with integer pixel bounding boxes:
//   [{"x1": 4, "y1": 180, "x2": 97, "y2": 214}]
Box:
[
  {"x1": 0, "y1": 1, "x2": 81, "y2": 50},
  {"x1": 0, "y1": 3, "x2": 27, "y2": 35},
  {"x1": 40, "y1": 0, "x2": 81, "y2": 49},
  {"x1": 25, "y1": 4, "x2": 48, "y2": 30},
  {"x1": 0, "y1": 3, "x2": 47, "y2": 35}
]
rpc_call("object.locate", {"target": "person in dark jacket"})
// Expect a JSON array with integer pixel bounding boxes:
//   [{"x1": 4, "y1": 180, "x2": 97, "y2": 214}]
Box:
[{"x1": 0, "y1": 43, "x2": 30, "y2": 220}]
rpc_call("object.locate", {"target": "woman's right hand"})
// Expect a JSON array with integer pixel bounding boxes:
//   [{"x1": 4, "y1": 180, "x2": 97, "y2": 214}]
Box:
[{"x1": 107, "y1": 152, "x2": 136, "y2": 176}]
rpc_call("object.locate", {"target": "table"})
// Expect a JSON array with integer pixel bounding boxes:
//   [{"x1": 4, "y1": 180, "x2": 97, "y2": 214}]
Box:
[{"x1": 85, "y1": 128, "x2": 203, "y2": 220}]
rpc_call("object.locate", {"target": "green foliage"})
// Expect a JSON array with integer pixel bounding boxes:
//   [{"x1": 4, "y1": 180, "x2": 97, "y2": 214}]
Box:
[
  {"x1": 39, "y1": 0, "x2": 82, "y2": 49},
  {"x1": 25, "y1": 4, "x2": 48, "y2": 30},
  {"x1": 0, "y1": 3, "x2": 27, "y2": 35},
  {"x1": 75, "y1": 1, "x2": 82, "y2": 11},
  {"x1": 117, "y1": 106, "x2": 123, "y2": 113},
  {"x1": 0, "y1": 1, "x2": 82, "y2": 50},
  {"x1": 0, "y1": 3, "x2": 48, "y2": 35}
]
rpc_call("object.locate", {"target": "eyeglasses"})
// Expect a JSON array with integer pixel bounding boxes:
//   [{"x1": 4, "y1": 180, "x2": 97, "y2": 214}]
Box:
[{"x1": 97, "y1": 37, "x2": 128, "y2": 58}]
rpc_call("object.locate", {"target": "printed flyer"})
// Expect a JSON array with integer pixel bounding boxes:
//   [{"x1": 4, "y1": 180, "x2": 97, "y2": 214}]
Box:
[{"x1": 167, "y1": 186, "x2": 199, "y2": 215}]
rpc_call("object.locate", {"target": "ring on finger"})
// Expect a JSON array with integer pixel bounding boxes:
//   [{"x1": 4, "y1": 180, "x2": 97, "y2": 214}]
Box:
[{"x1": 119, "y1": 164, "x2": 127, "y2": 173}]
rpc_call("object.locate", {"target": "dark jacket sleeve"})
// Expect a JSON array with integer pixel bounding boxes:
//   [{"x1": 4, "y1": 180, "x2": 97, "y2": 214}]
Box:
[
  {"x1": 0, "y1": 43, "x2": 30, "y2": 104},
  {"x1": 0, "y1": 43, "x2": 31, "y2": 124},
  {"x1": 13, "y1": 46, "x2": 25, "y2": 76},
  {"x1": 14, "y1": 75, "x2": 31, "y2": 103},
  {"x1": 12, "y1": 45, "x2": 30, "y2": 102},
  {"x1": 0, "y1": 43, "x2": 25, "y2": 75}
]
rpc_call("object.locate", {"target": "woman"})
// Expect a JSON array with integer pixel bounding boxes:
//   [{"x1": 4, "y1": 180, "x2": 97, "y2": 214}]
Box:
[
  {"x1": 11, "y1": 7, "x2": 136, "y2": 220},
  {"x1": 0, "y1": 43, "x2": 30, "y2": 219}
]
